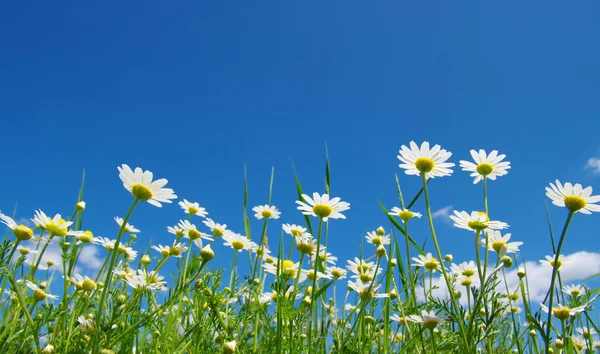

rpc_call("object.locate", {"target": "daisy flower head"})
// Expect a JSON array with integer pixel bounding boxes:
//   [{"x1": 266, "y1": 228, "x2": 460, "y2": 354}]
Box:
[
  {"x1": 459, "y1": 149, "x2": 511, "y2": 184},
  {"x1": 388, "y1": 207, "x2": 422, "y2": 223},
  {"x1": 222, "y1": 231, "x2": 257, "y2": 252},
  {"x1": 32, "y1": 210, "x2": 72, "y2": 236},
  {"x1": 576, "y1": 327, "x2": 596, "y2": 339},
  {"x1": 451, "y1": 261, "x2": 477, "y2": 277},
  {"x1": 117, "y1": 164, "x2": 177, "y2": 207},
  {"x1": 546, "y1": 180, "x2": 600, "y2": 214},
  {"x1": 563, "y1": 284, "x2": 585, "y2": 297},
  {"x1": 346, "y1": 257, "x2": 377, "y2": 275},
  {"x1": 412, "y1": 253, "x2": 440, "y2": 272},
  {"x1": 408, "y1": 310, "x2": 444, "y2": 330},
  {"x1": 68, "y1": 230, "x2": 96, "y2": 244},
  {"x1": 311, "y1": 248, "x2": 338, "y2": 266},
  {"x1": 252, "y1": 205, "x2": 281, "y2": 220},
  {"x1": 0, "y1": 212, "x2": 34, "y2": 241},
  {"x1": 117, "y1": 245, "x2": 138, "y2": 261},
  {"x1": 282, "y1": 224, "x2": 306, "y2": 238},
  {"x1": 450, "y1": 210, "x2": 508, "y2": 232},
  {"x1": 263, "y1": 259, "x2": 304, "y2": 281},
  {"x1": 327, "y1": 267, "x2": 347, "y2": 280},
  {"x1": 539, "y1": 302, "x2": 586, "y2": 321},
  {"x1": 177, "y1": 220, "x2": 213, "y2": 242},
  {"x1": 203, "y1": 218, "x2": 227, "y2": 237},
  {"x1": 97, "y1": 237, "x2": 117, "y2": 252},
  {"x1": 295, "y1": 234, "x2": 316, "y2": 255},
  {"x1": 115, "y1": 217, "x2": 140, "y2": 233},
  {"x1": 24, "y1": 280, "x2": 58, "y2": 302},
  {"x1": 167, "y1": 225, "x2": 185, "y2": 238},
  {"x1": 540, "y1": 254, "x2": 564, "y2": 269},
  {"x1": 296, "y1": 193, "x2": 350, "y2": 221},
  {"x1": 482, "y1": 231, "x2": 522, "y2": 254},
  {"x1": 178, "y1": 199, "x2": 208, "y2": 218},
  {"x1": 152, "y1": 244, "x2": 171, "y2": 258},
  {"x1": 365, "y1": 231, "x2": 390, "y2": 247},
  {"x1": 397, "y1": 141, "x2": 454, "y2": 179},
  {"x1": 347, "y1": 280, "x2": 389, "y2": 301}
]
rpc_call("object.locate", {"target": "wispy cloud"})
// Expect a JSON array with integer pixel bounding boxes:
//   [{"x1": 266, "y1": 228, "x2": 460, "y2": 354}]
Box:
[
  {"x1": 417, "y1": 250, "x2": 600, "y2": 305},
  {"x1": 586, "y1": 157, "x2": 600, "y2": 174},
  {"x1": 431, "y1": 205, "x2": 453, "y2": 220}
]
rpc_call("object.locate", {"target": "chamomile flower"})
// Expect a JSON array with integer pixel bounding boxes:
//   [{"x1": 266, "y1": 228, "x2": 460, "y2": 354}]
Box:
[
  {"x1": 0, "y1": 212, "x2": 34, "y2": 240},
  {"x1": 203, "y1": 218, "x2": 227, "y2": 237},
  {"x1": 302, "y1": 269, "x2": 333, "y2": 281},
  {"x1": 177, "y1": 220, "x2": 213, "y2": 242},
  {"x1": 540, "y1": 254, "x2": 564, "y2": 269},
  {"x1": 408, "y1": 310, "x2": 444, "y2": 330},
  {"x1": 97, "y1": 237, "x2": 117, "y2": 251},
  {"x1": 346, "y1": 258, "x2": 377, "y2": 275},
  {"x1": 450, "y1": 211, "x2": 508, "y2": 232},
  {"x1": 178, "y1": 199, "x2": 208, "y2": 217},
  {"x1": 571, "y1": 335, "x2": 587, "y2": 350},
  {"x1": 347, "y1": 280, "x2": 389, "y2": 301},
  {"x1": 327, "y1": 267, "x2": 347, "y2": 280},
  {"x1": 563, "y1": 284, "x2": 585, "y2": 297},
  {"x1": 117, "y1": 164, "x2": 177, "y2": 207},
  {"x1": 252, "y1": 205, "x2": 281, "y2": 220},
  {"x1": 576, "y1": 327, "x2": 596, "y2": 339},
  {"x1": 152, "y1": 245, "x2": 171, "y2": 257},
  {"x1": 482, "y1": 231, "x2": 522, "y2": 254},
  {"x1": 451, "y1": 261, "x2": 477, "y2": 277},
  {"x1": 117, "y1": 245, "x2": 138, "y2": 261},
  {"x1": 114, "y1": 217, "x2": 140, "y2": 233},
  {"x1": 365, "y1": 231, "x2": 390, "y2": 246},
  {"x1": 32, "y1": 210, "x2": 72, "y2": 236},
  {"x1": 397, "y1": 141, "x2": 454, "y2": 179},
  {"x1": 310, "y1": 248, "x2": 338, "y2": 266},
  {"x1": 263, "y1": 260, "x2": 305, "y2": 282},
  {"x1": 282, "y1": 224, "x2": 307, "y2": 237},
  {"x1": 295, "y1": 234, "x2": 316, "y2": 255},
  {"x1": 412, "y1": 253, "x2": 440, "y2": 272},
  {"x1": 546, "y1": 180, "x2": 600, "y2": 214},
  {"x1": 124, "y1": 270, "x2": 167, "y2": 291},
  {"x1": 388, "y1": 207, "x2": 422, "y2": 222},
  {"x1": 296, "y1": 193, "x2": 350, "y2": 221},
  {"x1": 539, "y1": 303, "x2": 586, "y2": 320},
  {"x1": 168, "y1": 225, "x2": 185, "y2": 238},
  {"x1": 68, "y1": 230, "x2": 96, "y2": 244},
  {"x1": 222, "y1": 231, "x2": 257, "y2": 252},
  {"x1": 167, "y1": 242, "x2": 188, "y2": 258},
  {"x1": 459, "y1": 149, "x2": 511, "y2": 184},
  {"x1": 24, "y1": 280, "x2": 58, "y2": 301}
]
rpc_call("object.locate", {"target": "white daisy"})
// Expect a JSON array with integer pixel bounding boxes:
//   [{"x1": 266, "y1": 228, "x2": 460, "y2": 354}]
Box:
[
  {"x1": 117, "y1": 164, "x2": 177, "y2": 207},
  {"x1": 546, "y1": 180, "x2": 600, "y2": 214},
  {"x1": 282, "y1": 224, "x2": 307, "y2": 237},
  {"x1": 388, "y1": 207, "x2": 422, "y2": 222},
  {"x1": 296, "y1": 193, "x2": 350, "y2": 221},
  {"x1": 540, "y1": 254, "x2": 564, "y2": 269},
  {"x1": 347, "y1": 280, "x2": 389, "y2": 301},
  {"x1": 481, "y1": 231, "x2": 522, "y2": 254},
  {"x1": 412, "y1": 253, "x2": 440, "y2": 272},
  {"x1": 166, "y1": 242, "x2": 188, "y2": 258},
  {"x1": 539, "y1": 302, "x2": 586, "y2": 320},
  {"x1": 397, "y1": 141, "x2": 454, "y2": 179},
  {"x1": 24, "y1": 280, "x2": 59, "y2": 301},
  {"x1": 167, "y1": 225, "x2": 185, "y2": 238},
  {"x1": 301, "y1": 268, "x2": 333, "y2": 281},
  {"x1": 408, "y1": 310, "x2": 444, "y2": 330},
  {"x1": 97, "y1": 237, "x2": 117, "y2": 251},
  {"x1": 263, "y1": 260, "x2": 305, "y2": 282},
  {"x1": 449, "y1": 210, "x2": 508, "y2": 232},
  {"x1": 178, "y1": 199, "x2": 208, "y2": 217},
  {"x1": 203, "y1": 218, "x2": 227, "y2": 237},
  {"x1": 450, "y1": 261, "x2": 477, "y2": 277},
  {"x1": 571, "y1": 335, "x2": 587, "y2": 350},
  {"x1": 365, "y1": 231, "x2": 391, "y2": 246},
  {"x1": 295, "y1": 234, "x2": 317, "y2": 255},
  {"x1": 327, "y1": 267, "x2": 347, "y2": 280},
  {"x1": 563, "y1": 284, "x2": 585, "y2": 297},
  {"x1": 252, "y1": 205, "x2": 281, "y2": 220},
  {"x1": 576, "y1": 327, "x2": 596, "y2": 339},
  {"x1": 124, "y1": 269, "x2": 167, "y2": 291},
  {"x1": 310, "y1": 248, "x2": 338, "y2": 266},
  {"x1": 177, "y1": 220, "x2": 213, "y2": 242},
  {"x1": 114, "y1": 217, "x2": 140, "y2": 233},
  {"x1": 222, "y1": 231, "x2": 257, "y2": 252},
  {"x1": 152, "y1": 245, "x2": 171, "y2": 258},
  {"x1": 346, "y1": 257, "x2": 377, "y2": 275},
  {"x1": 32, "y1": 210, "x2": 72, "y2": 237},
  {"x1": 0, "y1": 212, "x2": 34, "y2": 240},
  {"x1": 459, "y1": 149, "x2": 511, "y2": 184}
]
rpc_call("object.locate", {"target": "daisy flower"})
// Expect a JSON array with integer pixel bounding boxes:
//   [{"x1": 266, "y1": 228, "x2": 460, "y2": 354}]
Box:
[
  {"x1": 450, "y1": 210, "x2": 508, "y2": 232},
  {"x1": 24, "y1": 280, "x2": 58, "y2": 301},
  {"x1": 263, "y1": 260, "x2": 305, "y2": 282},
  {"x1": 349, "y1": 267, "x2": 382, "y2": 283},
  {"x1": 576, "y1": 327, "x2": 596, "y2": 339},
  {"x1": 327, "y1": 267, "x2": 347, "y2": 280},
  {"x1": 302, "y1": 269, "x2": 333, "y2": 281},
  {"x1": 481, "y1": 231, "x2": 522, "y2": 254},
  {"x1": 117, "y1": 245, "x2": 138, "y2": 261},
  {"x1": 563, "y1": 284, "x2": 585, "y2": 297},
  {"x1": 346, "y1": 257, "x2": 377, "y2": 275},
  {"x1": 456, "y1": 274, "x2": 479, "y2": 288},
  {"x1": 451, "y1": 261, "x2": 477, "y2": 277},
  {"x1": 124, "y1": 270, "x2": 167, "y2": 291},
  {"x1": 167, "y1": 242, "x2": 188, "y2": 258},
  {"x1": 152, "y1": 245, "x2": 171, "y2": 257},
  {"x1": 114, "y1": 217, "x2": 140, "y2": 233},
  {"x1": 177, "y1": 220, "x2": 213, "y2": 242},
  {"x1": 571, "y1": 335, "x2": 586, "y2": 351},
  {"x1": 295, "y1": 234, "x2": 316, "y2": 255},
  {"x1": 365, "y1": 231, "x2": 391, "y2": 246},
  {"x1": 539, "y1": 302, "x2": 586, "y2": 320},
  {"x1": 540, "y1": 254, "x2": 564, "y2": 269},
  {"x1": 282, "y1": 224, "x2": 307, "y2": 237},
  {"x1": 546, "y1": 180, "x2": 600, "y2": 214},
  {"x1": 32, "y1": 210, "x2": 72, "y2": 236},
  {"x1": 296, "y1": 193, "x2": 350, "y2": 221},
  {"x1": 310, "y1": 248, "x2": 338, "y2": 266},
  {"x1": 178, "y1": 199, "x2": 208, "y2": 217},
  {"x1": 397, "y1": 141, "x2": 454, "y2": 179},
  {"x1": 167, "y1": 225, "x2": 185, "y2": 238},
  {"x1": 459, "y1": 149, "x2": 511, "y2": 184},
  {"x1": 68, "y1": 230, "x2": 96, "y2": 245},
  {"x1": 412, "y1": 253, "x2": 440, "y2": 272},
  {"x1": 203, "y1": 218, "x2": 227, "y2": 237},
  {"x1": 0, "y1": 212, "x2": 34, "y2": 240},
  {"x1": 388, "y1": 207, "x2": 422, "y2": 222},
  {"x1": 347, "y1": 280, "x2": 389, "y2": 301},
  {"x1": 222, "y1": 231, "x2": 257, "y2": 252},
  {"x1": 97, "y1": 237, "x2": 117, "y2": 251},
  {"x1": 408, "y1": 310, "x2": 444, "y2": 330},
  {"x1": 252, "y1": 205, "x2": 281, "y2": 220},
  {"x1": 117, "y1": 164, "x2": 177, "y2": 207}
]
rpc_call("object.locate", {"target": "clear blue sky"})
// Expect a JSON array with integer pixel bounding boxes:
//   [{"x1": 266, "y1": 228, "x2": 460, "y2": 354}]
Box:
[{"x1": 1, "y1": 2, "x2": 600, "y2": 291}]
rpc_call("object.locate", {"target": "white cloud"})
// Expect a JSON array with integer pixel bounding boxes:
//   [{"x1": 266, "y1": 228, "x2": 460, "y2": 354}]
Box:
[
  {"x1": 416, "y1": 251, "x2": 600, "y2": 305},
  {"x1": 77, "y1": 246, "x2": 104, "y2": 272},
  {"x1": 431, "y1": 205, "x2": 453, "y2": 221},
  {"x1": 586, "y1": 157, "x2": 600, "y2": 174}
]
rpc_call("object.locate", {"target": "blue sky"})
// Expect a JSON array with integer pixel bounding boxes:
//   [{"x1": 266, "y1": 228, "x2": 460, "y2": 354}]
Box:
[{"x1": 1, "y1": 2, "x2": 600, "y2": 300}]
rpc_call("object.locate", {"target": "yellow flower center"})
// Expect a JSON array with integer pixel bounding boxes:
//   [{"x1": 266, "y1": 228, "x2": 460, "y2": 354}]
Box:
[
  {"x1": 510, "y1": 307, "x2": 519, "y2": 314},
  {"x1": 359, "y1": 264, "x2": 371, "y2": 272},
  {"x1": 296, "y1": 242, "x2": 315, "y2": 255},
  {"x1": 331, "y1": 269, "x2": 343, "y2": 278},
  {"x1": 575, "y1": 343, "x2": 585, "y2": 350},
  {"x1": 33, "y1": 289, "x2": 47, "y2": 302},
  {"x1": 476, "y1": 163, "x2": 494, "y2": 176},
  {"x1": 231, "y1": 240, "x2": 245, "y2": 250},
  {"x1": 564, "y1": 195, "x2": 587, "y2": 212},
  {"x1": 214, "y1": 228, "x2": 224, "y2": 237},
  {"x1": 461, "y1": 277, "x2": 472, "y2": 286},
  {"x1": 131, "y1": 183, "x2": 153, "y2": 201},
  {"x1": 82, "y1": 279, "x2": 96, "y2": 292},
  {"x1": 19, "y1": 247, "x2": 30, "y2": 255},
  {"x1": 79, "y1": 230, "x2": 94, "y2": 243},
  {"x1": 509, "y1": 293, "x2": 519, "y2": 301},
  {"x1": 570, "y1": 290, "x2": 581, "y2": 297},
  {"x1": 291, "y1": 229, "x2": 302, "y2": 237},
  {"x1": 187, "y1": 229, "x2": 202, "y2": 241},
  {"x1": 398, "y1": 210, "x2": 415, "y2": 222},
  {"x1": 265, "y1": 256, "x2": 275, "y2": 264},
  {"x1": 281, "y1": 260, "x2": 296, "y2": 279},
  {"x1": 371, "y1": 236, "x2": 383, "y2": 246},
  {"x1": 359, "y1": 289, "x2": 374, "y2": 301},
  {"x1": 414, "y1": 157, "x2": 435, "y2": 173},
  {"x1": 170, "y1": 246, "x2": 182, "y2": 256},
  {"x1": 261, "y1": 210, "x2": 273, "y2": 218},
  {"x1": 550, "y1": 259, "x2": 562, "y2": 268},
  {"x1": 187, "y1": 206, "x2": 199, "y2": 215},
  {"x1": 492, "y1": 241, "x2": 507, "y2": 253},
  {"x1": 46, "y1": 218, "x2": 68, "y2": 236},
  {"x1": 312, "y1": 204, "x2": 333, "y2": 218},
  {"x1": 462, "y1": 269, "x2": 475, "y2": 277},
  {"x1": 359, "y1": 273, "x2": 373, "y2": 282},
  {"x1": 422, "y1": 318, "x2": 439, "y2": 330},
  {"x1": 307, "y1": 269, "x2": 316, "y2": 280},
  {"x1": 14, "y1": 225, "x2": 33, "y2": 241},
  {"x1": 160, "y1": 249, "x2": 170, "y2": 257},
  {"x1": 553, "y1": 307, "x2": 571, "y2": 321},
  {"x1": 424, "y1": 258, "x2": 439, "y2": 271}
]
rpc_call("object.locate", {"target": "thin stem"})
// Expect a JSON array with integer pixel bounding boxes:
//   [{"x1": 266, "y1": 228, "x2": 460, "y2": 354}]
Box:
[{"x1": 307, "y1": 218, "x2": 324, "y2": 354}]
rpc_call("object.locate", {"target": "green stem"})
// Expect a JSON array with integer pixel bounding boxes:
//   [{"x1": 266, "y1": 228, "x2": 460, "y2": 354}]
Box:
[
  {"x1": 6, "y1": 275, "x2": 41, "y2": 354},
  {"x1": 308, "y1": 218, "x2": 324, "y2": 354}
]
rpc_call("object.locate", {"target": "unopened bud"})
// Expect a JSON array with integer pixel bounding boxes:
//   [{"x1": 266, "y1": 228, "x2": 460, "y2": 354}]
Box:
[
  {"x1": 390, "y1": 258, "x2": 397, "y2": 267},
  {"x1": 141, "y1": 255, "x2": 151, "y2": 266},
  {"x1": 376, "y1": 245, "x2": 386, "y2": 257},
  {"x1": 517, "y1": 268, "x2": 526, "y2": 278},
  {"x1": 555, "y1": 339, "x2": 563, "y2": 349},
  {"x1": 501, "y1": 256, "x2": 513, "y2": 268},
  {"x1": 445, "y1": 254, "x2": 453, "y2": 262},
  {"x1": 76, "y1": 201, "x2": 86, "y2": 211},
  {"x1": 200, "y1": 244, "x2": 215, "y2": 262},
  {"x1": 375, "y1": 227, "x2": 385, "y2": 236}
]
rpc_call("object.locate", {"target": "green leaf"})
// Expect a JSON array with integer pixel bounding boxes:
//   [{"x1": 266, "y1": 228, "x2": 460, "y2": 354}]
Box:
[{"x1": 290, "y1": 159, "x2": 313, "y2": 235}]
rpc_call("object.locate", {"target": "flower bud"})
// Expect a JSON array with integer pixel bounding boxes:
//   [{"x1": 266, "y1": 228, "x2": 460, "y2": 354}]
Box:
[
  {"x1": 554, "y1": 339, "x2": 564, "y2": 349},
  {"x1": 376, "y1": 245, "x2": 387, "y2": 258},
  {"x1": 390, "y1": 258, "x2": 397, "y2": 267},
  {"x1": 501, "y1": 256, "x2": 513, "y2": 268},
  {"x1": 444, "y1": 254, "x2": 453, "y2": 262},
  {"x1": 141, "y1": 255, "x2": 151, "y2": 266},
  {"x1": 529, "y1": 330, "x2": 536, "y2": 336},
  {"x1": 517, "y1": 268, "x2": 526, "y2": 278},
  {"x1": 389, "y1": 289, "x2": 398, "y2": 300},
  {"x1": 375, "y1": 227, "x2": 385, "y2": 236},
  {"x1": 223, "y1": 341, "x2": 237, "y2": 354},
  {"x1": 201, "y1": 244, "x2": 215, "y2": 262},
  {"x1": 76, "y1": 201, "x2": 86, "y2": 211},
  {"x1": 41, "y1": 345, "x2": 55, "y2": 354},
  {"x1": 129, "y1": 234, "x2": 137, "y2": 240}
]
